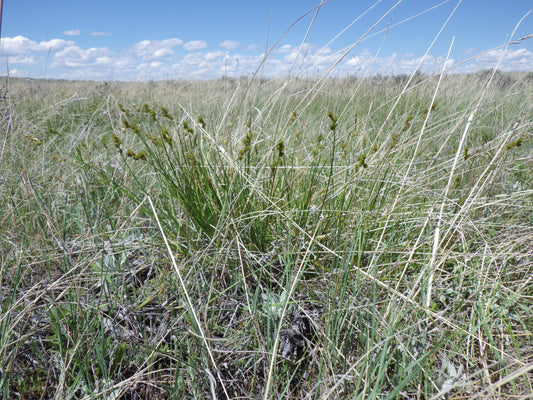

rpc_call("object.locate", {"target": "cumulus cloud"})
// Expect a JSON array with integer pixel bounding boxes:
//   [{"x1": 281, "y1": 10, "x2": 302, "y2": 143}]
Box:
[
  {"x1": 2, "y1": 32, "x2": 531, "y2": 81},
  {"x1": 1, "y1": 36, "x2": 35, "y2": 55},
  {"x1": 52, "y1": 45, "x2": 114, "y2": 68},
  {"x1": 48, "y1": 44, "x2": 137, "y2": 80},
  {"x1": 0, "y1": 36, "x2": 74, "y2": 59},
  {"x1": 182, "y1": 52, "x2": 204, "y2": 66},
  {"x1": 474, "y1": 48, "x2": 533, "y2": 71},
  {"x1": 344, "y1": 52, "x2": 455, "y2": 76},
  {"x1": 220, "y1": 40, "x2": 240, "y2": 50},
  {"x1": 63, "y1": 29, "x2": 81, "y2": 36},
  {"x1": 276, "y1": 44, "x2": 292, "y2": 54},
  {"x1": 132, "y1": 38, "x2": 183, "y2": 60},
  {"x1": 204, "y1": 51, "x2": 226, "y2": 61},
  {"x1": 315, "y1": 47, "x2": 332, "y2": 55},
  {"x1": 342, "y1": 47, "x2": 533, "y2": 77},
  {"x1": 9, "y1": 69, "x2": 31, "y2": 77},
  {"x1": 7, "y1": 55, "x2": 36, "y2": 65},
  {"x1": 40, "y1": 39, "x2": 74, "y2": 52},
  {"x1": 138, "y1": 61, "x2": 164, "y2": 70},
  {"x1": 183, "y1": 40, "x2": 207, "y2": 51}
]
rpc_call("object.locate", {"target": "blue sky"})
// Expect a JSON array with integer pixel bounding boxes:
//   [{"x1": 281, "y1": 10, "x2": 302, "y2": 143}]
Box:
[{"x1": 1, "y1": 0, "x2": 532, "y2": 81}]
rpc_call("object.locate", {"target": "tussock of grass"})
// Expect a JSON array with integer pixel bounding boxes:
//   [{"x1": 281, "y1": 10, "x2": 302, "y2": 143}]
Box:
[{"x1": 1, "y1": 68, "x2": 532, "y2": 399}]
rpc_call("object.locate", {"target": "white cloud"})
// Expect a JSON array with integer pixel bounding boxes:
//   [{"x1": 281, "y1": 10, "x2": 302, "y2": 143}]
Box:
[
  {"x1": 220, "y1": 40, "x2": 240, "y2": 50},
  {"x1": 9, "y1": 69, "x2": 31, "y2": 77},
  {"x1": 52, "y1": 45, "x2": 114, "y2": 68},
  {"x1": 2, "y1": 32, "x2": 531, "y2": 82},
  {"x1": 132, "y1": 38, "x2": 183, "y2": 60},
  {"x1": 344, "y1": 52, "x2": 455, "y2": 76},
  {"x1": 1, "y1": 36, "x2": 73, "y2": 56},
  {"x1": 276, "y1": 44, "x2": 292, "y2": 54},
  {"x1": 454, "y1": 47, "x2": 533, "y2": 74},
  {"x1": 476, "y1": 49, "x2": 533, "y2": 64},
  {"x1": 138, "y1": 61, "x2": 164, "y2": 70},
  {"x1": 152, "y1": 48, "x2": 174, "y2": 58},
  {"x1": 63, "y1": 29, "x2": 81, "y2": 36},
  {"x1": 182, "y1": 52, "x2": 204, "y2": 66},
  {"x1": 341, "y1": 47, "x2": 533, "y2": 77},
  {"x1": 183, "y1": 40, "x2": 207, "y2": 51},
  {"x1": 7, "y1": 55, "x2": 36, "y2": 65},
  {"x1": 283, "y1": 50, "x2": 302, "y2": 63},
  {"x1": 39, "y1": 39, "x2": 73, "y2": 52},
  {"x1": 91, "y1": 32, "x2": 111, "y2": 37},
  {"x1": 204, "y1": 51, "x2": 226, "y2": 61},
  {"x1": 1, "y1": 36, "x2": 37, "y2": 55}
]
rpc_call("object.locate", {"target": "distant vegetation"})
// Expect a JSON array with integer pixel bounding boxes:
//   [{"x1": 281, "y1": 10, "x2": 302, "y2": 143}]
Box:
[{"x1": 0, "y1": 70, "x2": 532, "y2": 399}]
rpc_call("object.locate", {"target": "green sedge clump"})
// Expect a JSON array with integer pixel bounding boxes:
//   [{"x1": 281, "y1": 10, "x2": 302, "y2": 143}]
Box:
[
  {"x1": 47, "y1": 125, "x2": 59, "y2": 135},
  {"x1": 423, "y1": 102, "x2": 437, "y2": 114},
  {"x1": 118, "y1": 103, "x2": 130, "y2": 117},
  {"x1": 126, "y1": 149, "x2": 147, "y2": 161},
  {"x1": 51, "y1": 155, "x2": 66, "y2": 162},
  {"x1": 270, "y1": 140, "x2": 285, "y2": 171},
  {"x1": 122, "y1": 119, "x2": 139, "y2": 134},
  {"x1": 112, "y1": 134, "x2": 122, "y2": 154},
  {"x1": 276, "y1": 140, "x2": 285, "y2": 158},
  {"x1": 328, "y1": 111, "x2": 338, "y2": 131},
  {"x1": 351, "y1": 117, "x2": 359, "y2": 138},
  {"x1": 160, "y1": 107, "x2": 173, "y2": 120},
  {"x1": 340, "y1": 142, "x2": 348, "y2": 159},
  {"x1": 463, "y1": 145, "x2": 470, "y2": 160},
  {"x1": 182, "y1": 121, "x2": 194, "y2": 135},
  {"x1": 148, "y1": 135, "x2": 163, "y2": 147},
  {"x1": 112, "y1": 134, "x2": 122, "y2": 148},
  {"x1": 161, "y1": 127, "x2": 172, "y2": 145},
  {"x1": 506, "y1": 138, "x2": 522, "y2": 150},
  {"x1": 238, "y1": 130, "x2": 253, "y2": 160},
  {"x1": 25, "y1": 134, "x2": 42, "y2": 146},
  {"x1": 290, "y1": 110, "x2": 298, "y2": 123},
  {"x1": 358, "y1": 154, "x2": 368, "y2": 168},
  {"x1": 197, "y1": 116, "x2": 206, "y2": 129},
  {"x1": 402, "y1": 115, "x2": 414, "y2": 132},
  {"x1": 142, "y1": 104, "x2": 156, "y2": 121},
  {"x1": 313, "y1": 132, "x2": 324, "y2": 155},
  {"x1": 390, "y1": 133, "x2": 400, "y2": 148}
]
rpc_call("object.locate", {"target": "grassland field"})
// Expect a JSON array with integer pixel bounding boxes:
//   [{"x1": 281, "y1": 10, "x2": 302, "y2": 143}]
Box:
[{"x1": 0, "y1": 70, "x2": 532, "y2": 399}]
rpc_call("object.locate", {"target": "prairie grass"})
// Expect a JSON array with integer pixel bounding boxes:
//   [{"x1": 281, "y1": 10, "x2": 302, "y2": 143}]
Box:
[{"x1": 0, "y1": 69, "x2": 532, "y2": 399}]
